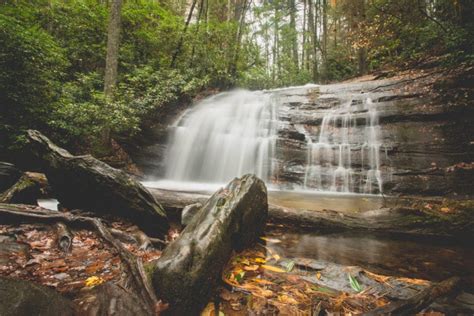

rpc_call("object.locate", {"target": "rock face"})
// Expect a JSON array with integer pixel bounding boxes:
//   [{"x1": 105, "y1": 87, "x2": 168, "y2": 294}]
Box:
[
  {"x1": 152, "y1": 174, "x2": 268, "y2": 315},
  {"x1": 25, "y1": 130, "x2": 169, "y2": 236},
  {"x1": 0, "y1": 277, "x2": 75, "y2": 316},
  {"x1": 138, "y1": 71, "x2": 473, "y2": 197},
  {"x1": 0, "y1": 162, "x2": 21, "y2": 193}
]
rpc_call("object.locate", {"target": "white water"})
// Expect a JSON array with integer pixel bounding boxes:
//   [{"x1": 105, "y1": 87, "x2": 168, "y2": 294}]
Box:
[
  {"x1": 164, "y1": 90, "x2": 279, "y2": 184},
  {"x1": 157, "y1": 86, "x2": 384, "y2": 194},
  {"x1": 302, "y1": 98, "x2": 383, "y2": 194}
]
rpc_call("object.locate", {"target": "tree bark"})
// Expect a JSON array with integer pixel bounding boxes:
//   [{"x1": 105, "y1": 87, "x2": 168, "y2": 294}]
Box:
[
  {"x1": 171, "y1": 0, "x2": 198, "y2": 68},
  {"x1": 25, "y1": 130, "x2": 169, "y2": 236},
  {"x1": 104, "y1": 0, "x2": 123, "y2": 98}
]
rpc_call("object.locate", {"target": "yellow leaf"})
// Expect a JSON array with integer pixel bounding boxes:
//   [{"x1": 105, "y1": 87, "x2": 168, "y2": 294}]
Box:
[
  {"x1": 84, "y1": 276, "x2": 105, "y2": 287},
  {"x1": 272, "y1": 254, "x2": 281, "y2": 261},
  {"x1": 316, "y1": 272, "x2": 321, "y2": 280},
  {"x1": 261, "y1": 265, "x2": 286, "y2": 273},
  {"x1": 254, "y1": 258, "x2": 266, "y2": 264}
]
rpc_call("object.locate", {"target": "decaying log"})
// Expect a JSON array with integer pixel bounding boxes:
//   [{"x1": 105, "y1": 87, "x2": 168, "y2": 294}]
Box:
[
  {"x1": 25, "y1": 130, "x2": 169, "y2": 236},
  {"x1": 363, "y1": 276, "x2": 464, "y2": 315},
  {"x1": 151, "y1": 174, "x2": 268, "y2": 315},
  {"x1": 0, "y1": 203, "x2": 157, "y2": 314},
  {"x1": 0, "y1": 277, "x2": 75, "y2": 316},
  {"x1": 0, "y1": 162, "x2": 21, "y2": 193},
  {"x1": 0, "y1": 172, "x2": 47, "y2": 205}
]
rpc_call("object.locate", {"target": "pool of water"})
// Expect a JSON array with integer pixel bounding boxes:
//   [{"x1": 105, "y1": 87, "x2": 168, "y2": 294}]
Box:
[
  {"x1": 265, "y1": 230, "x2": 474, "y2": 281},
  {"x1": 142, "y1": 180, "x2": 398, "y2": 213}
]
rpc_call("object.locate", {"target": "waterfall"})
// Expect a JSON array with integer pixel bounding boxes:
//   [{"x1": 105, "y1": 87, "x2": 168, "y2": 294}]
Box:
[
  {"x1": 302, "y1": 98, "x2": 383, "y2": 194},
  {"x1": 158, "y1": 87, "x2": 384, "y2": 194},
  {"x1": 164, "y1": 90, "x2": 279, "y2": 184}
]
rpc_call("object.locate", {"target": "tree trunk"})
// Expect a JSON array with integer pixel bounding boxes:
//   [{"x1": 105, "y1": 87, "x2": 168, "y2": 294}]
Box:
[
  {"x1": 171, "y1": 0, "x2": 198, "y2": 68},
  {"x1": 322, "y1": 0, "x2": 328, "y2": 82},
  {"x1": 25, "y1": 130, "x2": 169, "y2": 237},
  {"x1": 289, "y1": 0, "x2": 299, "y2": 72},
  {"x1": 104, "y1": 0, "x2": 122, "y2": 98}
]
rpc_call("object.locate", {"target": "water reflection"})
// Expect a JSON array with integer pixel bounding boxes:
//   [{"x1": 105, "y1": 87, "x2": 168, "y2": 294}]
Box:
[{"x1": 266, "y1": 231, "x2": 474, "y2": 281}]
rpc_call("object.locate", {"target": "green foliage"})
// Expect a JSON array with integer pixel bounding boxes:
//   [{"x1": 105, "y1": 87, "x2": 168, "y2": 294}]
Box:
[
  {"x1": 0, "y1": 12, "x2": 67, "y2": 153},
  {"x1": 49, "y1": 72, "x2": 140, "y2": 149}
]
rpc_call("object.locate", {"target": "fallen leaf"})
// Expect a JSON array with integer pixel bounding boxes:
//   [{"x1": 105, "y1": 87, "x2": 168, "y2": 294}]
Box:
[
  {"x1": 261, "y1": 265, "x2": 286, "y2": 273},
  {"x1": 84, "y1": 276, "x2": 105, "y2": 288},
  {"x1": 254, "y1": 258, "x2": 266, "y2": 264}
]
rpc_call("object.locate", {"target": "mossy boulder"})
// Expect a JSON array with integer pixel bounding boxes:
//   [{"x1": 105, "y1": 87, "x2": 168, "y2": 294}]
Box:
[
  {"x1": 0, "y1": 277, "x2": 75, "y2": 316},
  {"x1": 152, "y1": 174, "x2": 268, "y2": 315}
]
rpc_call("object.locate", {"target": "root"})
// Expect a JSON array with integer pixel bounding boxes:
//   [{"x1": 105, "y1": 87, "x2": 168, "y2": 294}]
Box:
[{"x1": 0, "y1": 203, "x2": 158, "y2": 314}]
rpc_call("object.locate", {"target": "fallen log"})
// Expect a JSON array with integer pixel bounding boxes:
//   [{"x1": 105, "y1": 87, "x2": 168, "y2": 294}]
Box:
[
  {"x1": 0, "y1": 162, "x2": 21, "y2": 193},
  {"x1": 363, "y1": 276, "x2": 464, "y2": 315},
  {"x1": 25, "y1": 130, "x2": 169, "y2": 236},
  {"x1": 149, "y1": 188, "x2": 474, "y2": 238},
  {"x1": 151, "y1": 174, "x2": 268, "y2": 315},
  {"x1": 0, "y1": 172, "x2": 47, "y2": 205}
]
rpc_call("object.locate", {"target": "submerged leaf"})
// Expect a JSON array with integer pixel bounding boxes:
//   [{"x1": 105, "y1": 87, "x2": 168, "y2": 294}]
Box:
[
  {"x1": 285, "y1": 261, "x2": 295, "y2": 272},
  {"x1": 348, "y1": 274, "x2": 362, "y2": 292}
]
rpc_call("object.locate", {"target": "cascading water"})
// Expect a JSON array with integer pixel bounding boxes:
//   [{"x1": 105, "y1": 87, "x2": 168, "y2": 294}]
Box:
[
  {"x1": 301, "y1": 98, "x2": 383, "y2": 194},
  {"x1": 164, "y1": 90, "x2": 279, "y2": 184},
  {"x1": 159, "y1": 85, "x2": 385, "y2": 194}
]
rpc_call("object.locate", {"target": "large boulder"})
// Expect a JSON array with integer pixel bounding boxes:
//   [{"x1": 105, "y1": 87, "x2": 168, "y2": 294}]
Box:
[
  {"x1": 152, "y1": 174, "x2": 268, "y2": 315},
  {"x1": 25, "y1": 130, "x2": 169, "y2": 236},
  {"x1": 0, "y1": 277, "x2": 75, "y2": 316}
]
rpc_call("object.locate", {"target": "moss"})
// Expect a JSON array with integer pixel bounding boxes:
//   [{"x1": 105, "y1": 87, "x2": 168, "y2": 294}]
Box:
[{"x1": 143, "y1": 262, "x2": 157, "y2": 283}]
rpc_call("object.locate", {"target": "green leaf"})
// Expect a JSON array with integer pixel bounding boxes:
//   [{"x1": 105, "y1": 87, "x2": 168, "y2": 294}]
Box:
[
  {"x1": 235, "y1": 271, "x2": 245, "y2": 283},
  {"x1": 285, "y1": 261, "x2": 295, "y2": 272},
  {"x1": 311, "y1": 286, "x2": 336, "y2": 295},
  {"x1": 348, "y1": 274, "x2": 362, "y2": 292}
]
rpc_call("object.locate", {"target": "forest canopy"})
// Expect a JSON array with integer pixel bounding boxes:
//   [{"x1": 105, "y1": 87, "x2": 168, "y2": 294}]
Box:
[{"x1": 0, "y1": 0, "x2": 472, "y2": 158}]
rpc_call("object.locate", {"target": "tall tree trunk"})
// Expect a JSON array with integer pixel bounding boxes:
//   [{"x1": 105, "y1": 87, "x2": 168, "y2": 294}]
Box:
[
  {"x1": 289, "y1": 0, "x2": 299, "y2": 72},
  {"x1": 170, "y1": 0, "x2": 198, "y2": 68},
  {"x1": 356, "y1": 0, "x2": 368, "y2": 75},
  {"x1": 104, "y1": 0, "x2": 123, "y2": 98},
  {"x1": 272, "y1": 7, "x2": 279, "y2": 84},
  {"x1": 312, "y1": 0, "x2": 320, "y2": 82},
  {"x1": 189, "y1": 0, "x2": 206, "y2": 67},
  {"x1": 322, "y1": 0, "x2": 328, "y2": 82},
  {"x1": 228, "y1": 0, "x2": 249, "y2": 77},
  {"x1": 103, "y1": 0, "x2": 123, "y2": 147},
  {"x1": 302, "y1": 0, "x2": 306, "y2": 70}
]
